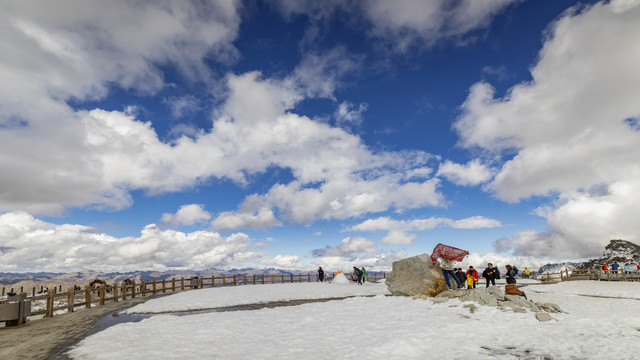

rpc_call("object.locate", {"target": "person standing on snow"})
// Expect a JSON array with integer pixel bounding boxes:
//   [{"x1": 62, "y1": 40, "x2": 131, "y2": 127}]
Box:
[
  {"x1": 318, "y1": 267, "x2": 325, "y2": 282},
  {"x1": 352, "y1": 266, "x2": 363, "y2": 285},
  {"x1": 482, "y1": 263, "x2": 498, "y2": 287},
  {"x1": 361, "y1": 267, "x2": 367, "y2": 283}
]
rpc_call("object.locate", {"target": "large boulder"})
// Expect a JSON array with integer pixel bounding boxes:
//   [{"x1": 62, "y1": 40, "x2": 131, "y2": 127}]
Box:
[{"x1": 386, "y1": 253, "x2": 449, "y2": 297}]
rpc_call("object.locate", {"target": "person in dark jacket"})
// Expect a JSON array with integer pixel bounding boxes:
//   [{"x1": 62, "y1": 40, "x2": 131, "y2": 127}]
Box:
[
  {"x1": 505, "y1": 265, "x2": 517, "y2": 284},
  {"x1": 482, "y1": 263, "x2": 498, "y2": 287},
  {"x1": 318, "y1": 267, "x2": 325, "y2": 282},
  {"x1": 352, "y1": 266, "x2": 363, "y2": 285},
  {"x1": 456, "y1": 268, "x2": 466, "y2": 286}
]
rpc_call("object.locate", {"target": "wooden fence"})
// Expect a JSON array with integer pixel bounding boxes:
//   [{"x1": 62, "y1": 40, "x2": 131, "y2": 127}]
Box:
[
  {"x1": 1, "y1": 272, "x2": 387, "y2": 319},
  {"x1": 534, "y1": 268, "x2": 640, "y2": 282}
]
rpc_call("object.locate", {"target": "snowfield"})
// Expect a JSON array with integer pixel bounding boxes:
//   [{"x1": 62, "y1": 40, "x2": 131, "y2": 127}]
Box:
[{"x1": 67, "y1": 280, "x2": 640, "y2": 360}]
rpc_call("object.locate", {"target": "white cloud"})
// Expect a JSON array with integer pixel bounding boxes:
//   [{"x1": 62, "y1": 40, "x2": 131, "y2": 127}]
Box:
[
  {"x1": 381, "y1": 231, "x2": 416, "y2": 245},
  {"x1": 363, "y1": 0, "x2": 520, "y2": 51},
  {"x1": 454, "y1": 1, "x2": 640, "y2": 257},
  {"x1": 212, "y1": 207, "x2": 282, "y2": 231},
  {"x1": 0, "y1": 211, "x2": 262, "y2": 272},
  {"x1": 164, "y1": 95, "x2": 201, "y2": 118},
  {"x1": 274, "y1": 0, "x2": 520, "y2": 52},
  {"x1": 436, "y1": 159, "x2": 493, "y2": 186},
  {"x1": 311, "y1": 236, "x2": 377, "y2": 258},
  {"x1": 161, "y1": 204, "x2": 211, "y2": 227},
  {"x1": 312, "y1": 251, "x2": 407, "y2": 273},
  {"x1": 335, "y1": 101, "x2": 368, "y2": 127},
  {"x1": 459, "y1": 252, "x2": 557, "y2": 273},
  {"x1": 0, "y1": 0, "x2": 242, "y2": 214},
  {"x1": 350, "y1": 215, "x2": 503, "y2": 232}
]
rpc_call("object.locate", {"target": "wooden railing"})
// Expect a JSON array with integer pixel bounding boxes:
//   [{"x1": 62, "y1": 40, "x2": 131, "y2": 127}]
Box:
[
  {"x1": 534, "y1": 269, "x2": 640, "y2": 282},
  {"x1": 1, "y1": 272, "x2": 387, "y2": 319}
]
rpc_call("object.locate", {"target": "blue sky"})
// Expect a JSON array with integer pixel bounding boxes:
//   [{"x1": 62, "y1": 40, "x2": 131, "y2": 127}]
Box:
[{"x1": 2, "y1": 0, "x2": 640, "y2": 273}]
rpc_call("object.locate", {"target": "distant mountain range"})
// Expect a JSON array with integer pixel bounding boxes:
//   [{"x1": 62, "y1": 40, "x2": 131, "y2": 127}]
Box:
[{"x1": 537, "y1": 239, "x2": 640, "y2": 273}]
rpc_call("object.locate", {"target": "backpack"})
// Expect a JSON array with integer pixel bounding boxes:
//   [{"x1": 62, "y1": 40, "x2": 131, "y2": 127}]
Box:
[{"x1": 512, "y1": 266, "x2": 519, "y2": 275}]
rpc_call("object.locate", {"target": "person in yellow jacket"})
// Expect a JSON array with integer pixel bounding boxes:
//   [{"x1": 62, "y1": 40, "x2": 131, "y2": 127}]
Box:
[{"x1": 523, "y1": 267, "x2": 531, "y2": 279}]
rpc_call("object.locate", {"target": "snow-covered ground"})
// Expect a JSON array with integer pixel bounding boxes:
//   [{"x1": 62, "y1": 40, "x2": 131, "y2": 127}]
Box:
[{"x1": 67, "y1": 280, "x2": 640, "y2": 360}]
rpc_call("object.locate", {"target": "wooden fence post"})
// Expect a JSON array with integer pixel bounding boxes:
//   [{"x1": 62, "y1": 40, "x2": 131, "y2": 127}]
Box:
[
  {"x1": 233, "y1": 275, "x2": 237, "y2": 286},
  {"x1": 243, "y1": 274, "x2": 247, "y2": 285},
  {"x1": 262, "y1": 275, "x2": 265, "y2": 284},
  {"x1": 99, "y1": 287, "x2": 106, "y2": 305},
  {"x1": 47, "y1": 288, "x2": 56, "y2": 317},
  {"x1": 152, "y1": 280, "x2": 157, "y2": 295},
  {"x1": 253, "y1": 274, "x2": 256, "y2": 285},
  {"x1": 67, "y1": 288, "x2": 74, "y2": 313},
  {"x1": 85, "y1": 285, "x2": 91, "y2": 309},
  {"x1": 141, "y1": 281, "x2": 146, "y2": 297},
  {"x1": 223, "y1": 276, "x2": 226, "y2": 286},
  {"x1": 113, "y1": 283, "x2": 118, "y2": 303},
  {"x1": 290, "y1": 274, "x2": 293, "y2": 283},
  {"x1": 211, "y1": 276, "x2": 215, "y2": 288},
  {"x1": 180, "y1": 277, "x2": 184, "y2": 291},
  {"x1": 308, "y1": 273, "x2": 311, "y2": 282},
  {"x1": 131, "y1": 281, "x2": 136, "y2": 299},
  {"x1": 121, "y1": 284, "x2": 127, "y2": 301},
  {"x1": 172, "y1": 278, "x2": 176, "y2": 292},
  {"x1": 281, "y1": 275, "x2": 284, "y2": 283},
  {"x1": 162, "y1": 279, "x2": 166, "y2": 293}
]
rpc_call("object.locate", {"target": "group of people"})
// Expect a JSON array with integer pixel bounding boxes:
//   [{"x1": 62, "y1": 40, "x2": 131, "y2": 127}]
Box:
[
  {"x1": 441, "y1": 259, "x2": 525, "y2": 290},
  {"x1": 602, "y1": 262, "x2": 640, "y2": 273},
  {"x1": 316, "y1": 266, "x2": 367, "y2": 284}
]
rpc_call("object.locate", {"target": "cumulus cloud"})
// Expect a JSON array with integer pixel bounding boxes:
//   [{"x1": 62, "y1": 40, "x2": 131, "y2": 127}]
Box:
[
  {"x1": 0, "y1": 0, "x2": 242, "y2": 214},
  {"x1": 212, "y1": 207, "x2": 282, "y2": 231},
  {"x1": 1, "y1": 16, "x2": 443, "y2": 228},
  {"x1": 350, "y1": 215, "x2": 503, "y2": 232},
  {"x1": 312, "y1": 251, "x2": 407, "y2": 273},
  {"x1": 274, "y1": 0, "x2": 520, "y2": 52},
  {"x1": 311, "y1": 236, "x2": 377, "y2": 258},
  {"x1": 335, "y1": 101, "x2": 368, "y2": 127},
  {"x1": 436, "y1": 159, "x2": 493, "y2": 186},
  {"x1": 160, "y1": 204, "x2": 211, "y2": 228},
  {"x1": 381, "y1": 231, "x2": 416, "y2": 245},
  {"x1": 458, "y1": 252, "x2": 556, "y2": 273},
  {"x1": 0, "y1": 211, "x2": 263, "y2": 272},
  {"x1": 351, "y1": 215, "x2": 503, "y2": 246},
  {"x1": 454, "y1": 0, "x2": 640, "y2": 257},
  {"x1": 164, "y1": 95, "x2": 201, "y2": 118}
]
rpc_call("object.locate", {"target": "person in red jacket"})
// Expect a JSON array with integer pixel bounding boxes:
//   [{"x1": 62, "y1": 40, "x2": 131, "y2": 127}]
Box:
[
  {"x1": 466, "y1": 266, "x2": 479, "y2": 289},
  {"x1": 602, "y1": 263, "x2": 608, "y2": 270}
]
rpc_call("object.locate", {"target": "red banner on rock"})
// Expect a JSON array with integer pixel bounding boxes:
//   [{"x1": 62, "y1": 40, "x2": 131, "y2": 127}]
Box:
[{"x1": 430, "y1": 243, "x2": 469, "y2": 265}]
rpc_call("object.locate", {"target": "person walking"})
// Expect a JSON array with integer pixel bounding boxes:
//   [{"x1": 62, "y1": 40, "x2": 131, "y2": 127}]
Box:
[
  {"x1": 482, "y1": 263, "x2": 498, "y2": 287},
  {"x1": 440, "y1": 258, "x2": 463, "y2": 289},
  {"x1": 318, "y1": 267, "x2": 325, "y2": 282},
  {"x1": 352, "y1": 266, "x2": 363, "y2": 285},
  {"x1": 361, "y1": 267, "x2": 367, "y2": 283}
]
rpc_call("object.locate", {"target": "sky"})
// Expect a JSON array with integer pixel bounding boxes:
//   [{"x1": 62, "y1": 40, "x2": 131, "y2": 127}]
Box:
[{"x1": 1, "y1": 0, "x2": 640, "y2": 273}]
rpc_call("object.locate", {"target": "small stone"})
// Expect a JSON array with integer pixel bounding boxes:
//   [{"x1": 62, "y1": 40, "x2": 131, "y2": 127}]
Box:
[
  {"x1": 463, "y1": 303, "x2": 478, "y2": 313},
  {"x1": 536, "y1": 313, "x2": 554, "y2": 322}
]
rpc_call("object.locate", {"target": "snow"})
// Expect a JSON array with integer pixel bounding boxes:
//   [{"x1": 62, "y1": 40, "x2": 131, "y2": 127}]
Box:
[
  {"x1": 67, "y1": 280, "x2": 640, "y2": 360},
  {"x1": 125, "y1": 280, "x2": 386, "y2": 314},
  {"x1": 526, "y1": 280, "x2": 640, "y2": 300}
]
